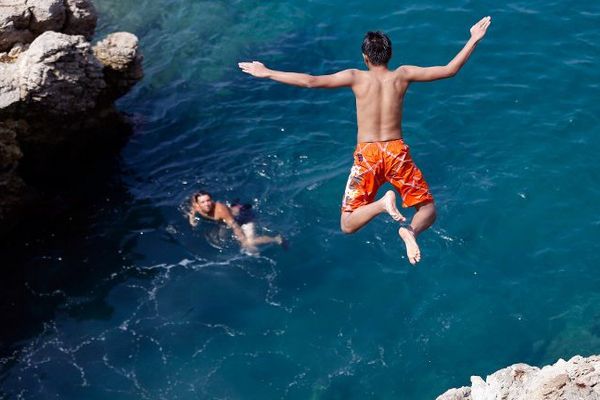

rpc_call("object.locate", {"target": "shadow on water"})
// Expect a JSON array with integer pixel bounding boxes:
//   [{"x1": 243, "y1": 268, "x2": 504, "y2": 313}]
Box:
[{"x1": 0, "y1": 116, "x2": 158, "y2": 360}]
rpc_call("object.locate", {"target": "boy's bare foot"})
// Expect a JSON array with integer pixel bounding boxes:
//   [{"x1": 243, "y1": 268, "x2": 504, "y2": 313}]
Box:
[
  {"x1": 398, "y1": 227, "x2": 421, "y2": 265},
  {"x1": 383, "y1": 191, "x2": 406, "y2": 222},
  {"x1": 276, "y1": 235, "x2": 289, "y2": 250}
]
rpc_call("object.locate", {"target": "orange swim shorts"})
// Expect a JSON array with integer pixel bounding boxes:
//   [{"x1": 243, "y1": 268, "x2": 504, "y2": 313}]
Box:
[{"x1": 341, "y1": 139, "x2": 434, "y2": 212}]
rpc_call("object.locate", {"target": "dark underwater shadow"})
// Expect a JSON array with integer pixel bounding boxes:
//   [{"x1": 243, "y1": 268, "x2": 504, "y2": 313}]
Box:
[{"x1": 0, "y1": 115, "x2": 156, "y2": 360}]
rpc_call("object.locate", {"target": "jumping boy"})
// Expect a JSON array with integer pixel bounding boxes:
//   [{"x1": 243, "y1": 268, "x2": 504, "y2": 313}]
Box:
[{"x1": 239, "y1": 16, "x2": 491, "y2": 264}]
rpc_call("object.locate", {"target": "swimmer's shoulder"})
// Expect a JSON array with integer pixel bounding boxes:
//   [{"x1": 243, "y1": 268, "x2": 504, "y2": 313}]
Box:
[{"x1": 214, "y1": 202, "x2": 233, "y2": 220}]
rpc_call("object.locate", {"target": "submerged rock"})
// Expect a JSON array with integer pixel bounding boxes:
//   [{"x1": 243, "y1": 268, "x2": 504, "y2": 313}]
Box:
[
  {"x1": 436, "y1": 355, "x2": 600, "y2": 400},
  {"x1": 0, "y1": 0, "x2": 143, "y2": 235}
]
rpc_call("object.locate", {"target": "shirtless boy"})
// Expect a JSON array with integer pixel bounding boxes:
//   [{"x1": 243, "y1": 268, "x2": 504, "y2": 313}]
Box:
[
  {"x1": 188, "y1": 191, "x2": 284, "y2": 253},
  {"x1": 239, "y1": 17, "x2": 491, "y2": 264}
]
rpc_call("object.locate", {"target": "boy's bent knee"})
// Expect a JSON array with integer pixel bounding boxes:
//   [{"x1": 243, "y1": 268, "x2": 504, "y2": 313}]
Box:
[
  {"x1": 340, "y1": 216, "x2": 356, "y2": 234},
  {"x1": 425, "y1": 202, "x2": 437, "y2": 218},
  {"x1": 341, "y1": 224, "x2": 355, "y2": 234}
]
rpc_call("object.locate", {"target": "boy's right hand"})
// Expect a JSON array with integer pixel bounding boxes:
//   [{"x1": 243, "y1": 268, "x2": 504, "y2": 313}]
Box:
[
  {"x1": 238, "y1": 61, "x2": 270, "y2": 78},
  {"x1": 470, "y1": 16, "x2": 492, "y2": 42}
]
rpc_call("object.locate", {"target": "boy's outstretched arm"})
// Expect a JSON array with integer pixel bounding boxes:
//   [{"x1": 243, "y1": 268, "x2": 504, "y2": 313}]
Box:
[
  {"x1": 238, "y1": 61, "x2": 356, "y2": 88},
  {"x1": 400, "y1": 16, "x2": 492, "y2": 82}
]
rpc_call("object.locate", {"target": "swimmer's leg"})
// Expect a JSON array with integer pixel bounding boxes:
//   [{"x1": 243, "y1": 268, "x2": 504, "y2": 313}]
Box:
[
  {"x1": 242, "y1": 223, "x2": 284, "y2": 246},
  {"x1": 250, "y1": 235, "x2": 284, "y2": 246},
  {"x1": 241, "y1": 222, "x2": 256, "y2": 241},
  {"x1": 341, "y1": 191, "x2": 406, "y2": 234},
  {"x1": 398, "y1": 201, "x2": 436, "y2": 265}
]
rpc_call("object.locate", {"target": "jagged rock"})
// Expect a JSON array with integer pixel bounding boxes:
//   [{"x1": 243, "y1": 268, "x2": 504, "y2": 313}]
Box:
[
  {"x1": 0, "y1": 62, "x2": 19, "y2": 108},
  {"x1": 93, "y1": 32, "x2": 139, "y2": 72},
  {"x1": 0, "y1": 0, "x2": 97, "y2": 52},
  {"x1": 28, "y1": 0, "x2": 65, "y2": 34},
  {"x1": 437, "y1": 387, "x2": 472, "y2": 400},
  {"x1": 8, "y1": 41, "x2": 28, "y2": 58},
  {"x1": 436, "y1": 355, "x2": 600, "y2": 400},
  {"x1": 16, "y1": 31, "x2": 105, "y2": 114},
  {"x1": 0, "y1": 3, "x2": 34, "y2": 52},
  {"x1": 0, "y1": 30, "x2": 142, "y2": 116},
  {"x1": 63, "y1": 0, "x2": 96, "y2": 39},
  {"x1": 1, "y1": 30, "x2": 143, "y2": 115},
  {"x1": 93, "y1": 32, "x2": 143, "y2": 101}
]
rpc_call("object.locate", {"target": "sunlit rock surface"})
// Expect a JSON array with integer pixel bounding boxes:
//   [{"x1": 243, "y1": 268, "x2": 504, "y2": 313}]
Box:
[{"x1": 437, "y1": 355, "x2": 600, "y2": 400}]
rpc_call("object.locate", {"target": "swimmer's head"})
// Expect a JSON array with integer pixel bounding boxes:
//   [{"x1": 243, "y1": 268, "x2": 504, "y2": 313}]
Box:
[
  {"x1": 361, "y1": 31, "x2": 392, "y2": 66},
  {"x1": 193, "y1": 191, "x2": 214, "y2": 213}
]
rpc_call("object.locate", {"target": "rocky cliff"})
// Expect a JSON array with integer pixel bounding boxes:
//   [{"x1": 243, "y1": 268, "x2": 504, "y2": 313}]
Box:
[{"x1": 0, "y1": 0, "x2": 142, "y2": 235}]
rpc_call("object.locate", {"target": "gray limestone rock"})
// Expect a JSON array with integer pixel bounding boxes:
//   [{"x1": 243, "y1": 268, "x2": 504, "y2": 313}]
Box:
[
  {"x1": 0, "y1": 62, "x2": 19, "y2": 108},
  {"x1": 93, "y1": 32, "x2": 140, "y2": 72},
  {"x1": 16, "y1": 31, "x2": 105, "y2": 114},
  {"x1": 436, "y1": 355, "x2": 600, "y2": 400},
  {"x1": 28, "y1": 0, "x2": 66, "y2": 34},
  {"x1": 0, "y1": 3, "x2": 33, "y2": 52},
  {"x1": 63, "y1": 0, "x2": 96, "y2": 38},
  {"x1": 0, "y1": 0, "x2": 97, "y2": 52},
  {"x1": 93, "y1": 32, "x2": 143, "y2": 101}
]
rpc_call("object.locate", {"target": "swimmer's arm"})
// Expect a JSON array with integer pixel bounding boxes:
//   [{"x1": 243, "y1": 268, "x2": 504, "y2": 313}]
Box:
[
  {"x1": 188, "y1": 210, "x2": 198, "y2": 227},
  {"x1": 238, "y1": 61, "x2": 356, "y2": 88},
  {"x1": 399, "y1": 16, "x2": 492, "y2": 82}
]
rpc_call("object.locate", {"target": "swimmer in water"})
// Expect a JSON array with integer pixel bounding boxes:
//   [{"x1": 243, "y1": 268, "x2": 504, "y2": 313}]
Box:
[
  {"x1": 239, "y1": 17, "x2": 492, "y2": 264},
  {"x1": 188, "y1": 191, "x2": 284, "y2": 253}
]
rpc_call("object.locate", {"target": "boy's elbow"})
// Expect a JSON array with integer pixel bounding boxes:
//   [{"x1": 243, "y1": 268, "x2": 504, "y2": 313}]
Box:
[
  {"x1": 304, "y1": 76, "x2": 319, "y2": 88},
  {"x1": 445, "y1": 65, "x2": 459, "y2": 78}
]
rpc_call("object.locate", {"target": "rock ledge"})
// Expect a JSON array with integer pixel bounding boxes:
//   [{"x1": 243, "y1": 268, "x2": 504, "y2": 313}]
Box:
[{"x1": 437, "y1": 355, "x2": 600, "y2": 400}]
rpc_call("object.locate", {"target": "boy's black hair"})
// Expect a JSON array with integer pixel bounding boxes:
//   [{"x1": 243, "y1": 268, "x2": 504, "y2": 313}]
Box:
[
  {"x1": 361, "y1": 31, "x2": 392, "y2": 66},
  {"x1": 193, "y1": 191, "x2": 211, "y2": 202}
]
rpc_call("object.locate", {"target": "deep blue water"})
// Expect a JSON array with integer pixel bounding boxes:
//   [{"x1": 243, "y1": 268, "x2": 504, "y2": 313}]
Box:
[{"x1": 2, "y1": 1, "x2": 600, "y2": 399}]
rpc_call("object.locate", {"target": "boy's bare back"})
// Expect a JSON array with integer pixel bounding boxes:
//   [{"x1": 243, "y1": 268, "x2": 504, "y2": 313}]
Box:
[{"x1": 349, "y1": 68, "x2": 410, "y2": 142}]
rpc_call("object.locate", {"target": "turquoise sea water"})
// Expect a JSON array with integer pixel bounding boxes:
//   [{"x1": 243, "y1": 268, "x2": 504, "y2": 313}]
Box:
[{"x1": 2, "y1": 0, "x2": 600, "y2": 398}]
